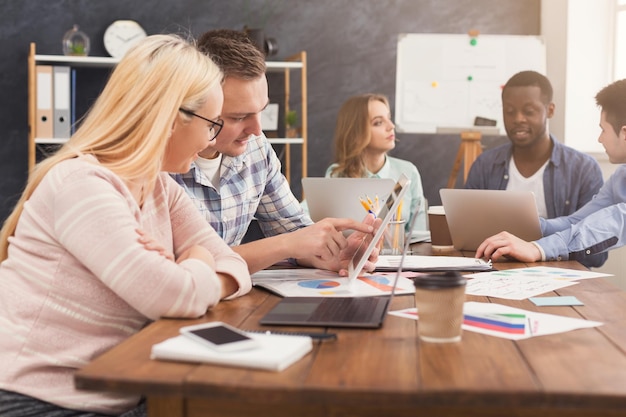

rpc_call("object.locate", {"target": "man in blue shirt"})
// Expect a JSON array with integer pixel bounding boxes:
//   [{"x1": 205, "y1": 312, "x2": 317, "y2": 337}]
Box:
[
  {"x1": 467, "y1": 70, "x2": 605, "y2": 267},
  {"x1": 465, "y1": 71, "x2": 603, "y2": 219},
  {"x1": 476, "y1": 78, "x2": 626, "y2": 267},
  {"x1": 172, "y1": 29, "x2": 379, "y2": 274}
]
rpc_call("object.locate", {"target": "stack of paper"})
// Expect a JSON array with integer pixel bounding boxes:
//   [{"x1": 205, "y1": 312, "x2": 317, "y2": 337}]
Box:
[
  {"x1": 151, "y1": 332, "x2": 312, "y2": 372},
  {"x1": 375, "y1": 255, "x2": 492, "y2": 272}
]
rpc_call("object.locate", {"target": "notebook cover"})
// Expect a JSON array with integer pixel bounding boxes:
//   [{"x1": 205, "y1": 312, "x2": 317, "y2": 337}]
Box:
[{"x1": 151, "y1": 332, "x2": 312, "y2": 372}]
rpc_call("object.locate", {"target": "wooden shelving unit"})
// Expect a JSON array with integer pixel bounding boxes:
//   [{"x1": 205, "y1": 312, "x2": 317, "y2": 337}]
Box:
[
  {"x1": 266, "y1": 50, "x2": 308, "y2": 182},
  {"x1": 28, "y1": 44, "x2": 307, "y2": 180},
  {"x1": 27, "y1": 42, "x2": 118, "y2": 171}
]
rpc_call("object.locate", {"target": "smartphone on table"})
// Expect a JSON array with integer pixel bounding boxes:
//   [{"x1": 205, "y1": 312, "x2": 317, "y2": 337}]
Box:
[{"x1": 180, "y1": 322, "x2": 260, "y2": 352}]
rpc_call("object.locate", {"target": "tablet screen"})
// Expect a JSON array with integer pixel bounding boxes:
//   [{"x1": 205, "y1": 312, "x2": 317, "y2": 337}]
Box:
[{"x1": 347, "y1": 174, "x2": 410, "y2": 283}]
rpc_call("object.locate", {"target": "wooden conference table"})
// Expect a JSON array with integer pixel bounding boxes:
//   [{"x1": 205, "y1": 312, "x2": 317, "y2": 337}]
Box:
[{"x1": 75, "y1": 244, "x2": 626, "y2": 417}]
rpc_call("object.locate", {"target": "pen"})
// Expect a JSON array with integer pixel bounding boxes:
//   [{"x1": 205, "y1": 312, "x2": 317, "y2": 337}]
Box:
[
  {"x1": 527, "y1": 317, "x2": 535, "y2": 336},
  {"x1": 245, "y1": 330, "x2": 338, "y2": 341}
]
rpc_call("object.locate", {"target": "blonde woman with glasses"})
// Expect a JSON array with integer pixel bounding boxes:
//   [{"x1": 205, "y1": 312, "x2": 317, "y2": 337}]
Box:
[{"x1": 0, "y1": 35, "x2": 251, "y2": 417}]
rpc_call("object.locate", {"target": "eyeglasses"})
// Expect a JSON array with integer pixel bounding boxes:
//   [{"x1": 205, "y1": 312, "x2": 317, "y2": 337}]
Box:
[{"x1": 179, "y1": 108, "x2": 224, "y2": 141}]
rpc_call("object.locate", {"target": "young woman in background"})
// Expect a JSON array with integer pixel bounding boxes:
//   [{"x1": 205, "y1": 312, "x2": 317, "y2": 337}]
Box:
[{"x1": 326, "y1": 93, "x2": 429, "y2": 243}]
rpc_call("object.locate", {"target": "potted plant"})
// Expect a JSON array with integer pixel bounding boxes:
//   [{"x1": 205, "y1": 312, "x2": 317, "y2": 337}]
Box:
[{"x1": 285, "y1": 109, "x2": 299, "y2": 138}]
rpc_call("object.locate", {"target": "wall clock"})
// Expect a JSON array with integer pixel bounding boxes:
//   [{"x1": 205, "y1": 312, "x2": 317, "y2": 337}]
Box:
[{"x1": 103, "y1": 20, "x2": 147, "y2": 59}]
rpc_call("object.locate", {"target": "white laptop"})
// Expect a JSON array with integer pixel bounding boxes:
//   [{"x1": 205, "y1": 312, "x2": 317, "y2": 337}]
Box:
[
  {"x1": 302, "y1": 177, "x2": 396, "y2": 222},
  {"x1": 439, "y1": 189, "x2": 542, "y2": 251}
]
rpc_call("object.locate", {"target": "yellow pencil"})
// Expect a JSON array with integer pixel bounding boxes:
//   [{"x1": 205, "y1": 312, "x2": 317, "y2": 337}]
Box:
[
  {"x1": 359, "y1": 197, "x2": 375, "y2": 216},
  {"x1": 394, "y1": 200, "x2": 403, "y2": 253}
]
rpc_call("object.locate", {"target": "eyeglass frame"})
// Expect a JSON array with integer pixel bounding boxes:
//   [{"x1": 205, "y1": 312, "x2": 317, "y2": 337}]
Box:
[{"x1": 179, "y1": 108, "x2": 224, "y2": 141}]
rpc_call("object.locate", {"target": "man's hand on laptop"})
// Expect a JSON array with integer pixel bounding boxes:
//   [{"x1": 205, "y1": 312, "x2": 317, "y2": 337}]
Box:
[
  {"x1": 295, "y1": 214, "x2": 381, "y2": 273},
  {"x1": 475, "y1": 231, "x2": 542, "y2": 263}
]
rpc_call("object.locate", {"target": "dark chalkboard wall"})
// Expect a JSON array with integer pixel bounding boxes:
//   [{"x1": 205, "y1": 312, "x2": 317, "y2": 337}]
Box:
[{"x1": 0, "y1": 0, "x2": 539, "y2": 222}]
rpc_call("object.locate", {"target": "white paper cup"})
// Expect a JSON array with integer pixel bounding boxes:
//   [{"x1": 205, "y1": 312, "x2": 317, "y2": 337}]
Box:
[{"x1": 414, "y1": 272, "x2": 467, "y2": 343}]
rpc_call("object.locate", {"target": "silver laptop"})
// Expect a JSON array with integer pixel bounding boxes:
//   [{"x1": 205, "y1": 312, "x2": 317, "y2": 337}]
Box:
[
  {"x1": 302, "y1": 177, "x2": 396, "y2": 222},
  {"x1": 260, "y1": 174, "x2": 411, "y2": 328},
  {"x1": 440, "y1": 189, "x2": 542, "y2": 251}
]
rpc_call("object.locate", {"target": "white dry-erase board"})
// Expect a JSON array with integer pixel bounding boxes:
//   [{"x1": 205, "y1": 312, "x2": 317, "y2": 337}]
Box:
[{"x1": 395, "y1": 34, "x2": 546, "y2": 135}]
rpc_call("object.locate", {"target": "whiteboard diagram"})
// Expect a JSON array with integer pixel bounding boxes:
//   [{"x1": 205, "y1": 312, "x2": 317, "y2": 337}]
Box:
[{"x1": 395, "y1": 34, "x2": 546, "y2": 134}]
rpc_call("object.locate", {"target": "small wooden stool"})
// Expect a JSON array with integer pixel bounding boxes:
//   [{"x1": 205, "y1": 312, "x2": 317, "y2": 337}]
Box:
[{"x1": 447, "y1": 131, "x2": 483, "y2": 188}]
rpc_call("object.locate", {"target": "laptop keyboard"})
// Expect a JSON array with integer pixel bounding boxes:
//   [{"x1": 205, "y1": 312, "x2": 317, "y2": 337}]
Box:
[{"x1": 308, "y1": 297, "x2": 385, "y2": 323}]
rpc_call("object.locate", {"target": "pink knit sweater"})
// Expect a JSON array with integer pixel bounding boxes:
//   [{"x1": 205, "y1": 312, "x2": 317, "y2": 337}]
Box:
[{"x1": 0, "y1": 156, "x2": 251, "y2": 414}]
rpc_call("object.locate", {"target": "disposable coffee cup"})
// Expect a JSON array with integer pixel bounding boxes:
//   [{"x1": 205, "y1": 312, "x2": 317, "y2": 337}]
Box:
[
  {"x1": 413, "y1": 271, "x2": 467, "y2": 343},
  {"x1": 381, "y1": 219, "x2": 406, "y2": 255},
  {"x1": 427, "y1": 205, "x2": 454, "y2": 250}
]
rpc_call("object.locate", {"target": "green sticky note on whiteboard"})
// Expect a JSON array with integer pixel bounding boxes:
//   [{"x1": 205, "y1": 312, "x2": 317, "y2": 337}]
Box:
[{"x1": 529, "y1": 296, "x2": 584, "y2": 307}]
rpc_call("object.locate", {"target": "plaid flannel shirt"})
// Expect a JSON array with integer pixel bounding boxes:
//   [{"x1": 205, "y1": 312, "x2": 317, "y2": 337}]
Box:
[{"x1": 171, "y1": 134, "x2": 312, "y2": 246}]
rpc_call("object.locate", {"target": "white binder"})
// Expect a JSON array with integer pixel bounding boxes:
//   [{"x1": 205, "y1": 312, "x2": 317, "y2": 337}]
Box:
[
  {"x1": 53, "y1": 66, "x2": 71, "y2": 139},
  {"x1": 35, "y1": 65, "x2": 53, "y2": 139}
]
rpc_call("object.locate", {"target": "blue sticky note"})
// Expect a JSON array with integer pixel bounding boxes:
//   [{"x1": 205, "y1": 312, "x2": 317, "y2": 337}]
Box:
[{"x1": 529, "y1": 296, "x2": 584, "y2": 307}]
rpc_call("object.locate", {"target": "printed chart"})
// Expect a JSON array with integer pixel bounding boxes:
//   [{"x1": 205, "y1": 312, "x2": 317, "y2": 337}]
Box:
[{"x1": 252, "y1": 269, "x2": 416, "y2": 297}]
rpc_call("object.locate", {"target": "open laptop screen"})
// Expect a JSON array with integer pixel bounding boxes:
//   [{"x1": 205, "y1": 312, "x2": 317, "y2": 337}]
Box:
[
  {"x1": 440, "y1": 188, "x2": 542, "y2": 251},
  {"x1": 302, "y1": 177, "x2": 395, "y2": 222}
]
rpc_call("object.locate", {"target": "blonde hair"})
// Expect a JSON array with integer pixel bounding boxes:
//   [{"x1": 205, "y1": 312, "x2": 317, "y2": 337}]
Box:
[
  {"x1": 330, "y1": 93, "x2": 390, "y2": 178},
  {"x1": 0, "y1": 34, "x2": 222, "y2": 260}
]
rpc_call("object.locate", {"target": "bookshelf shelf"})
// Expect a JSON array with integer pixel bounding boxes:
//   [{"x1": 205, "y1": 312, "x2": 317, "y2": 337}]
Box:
[
  {"x1": 266, "y1": 60, "x2": 303, "y2": 71},
  {"x1": 34, "y1": 54, "x2": 119, "y2": 67},
  {"x1": 267, "y1": 138, "x2": 305, "y2": 145}
]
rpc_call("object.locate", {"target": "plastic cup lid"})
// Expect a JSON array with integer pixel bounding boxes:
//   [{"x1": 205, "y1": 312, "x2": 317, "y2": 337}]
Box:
[{"x1": 413, "y1": 271, "x2": 466, "y2": 289}]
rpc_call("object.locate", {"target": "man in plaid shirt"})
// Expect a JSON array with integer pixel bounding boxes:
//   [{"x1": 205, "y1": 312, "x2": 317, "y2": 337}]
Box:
[{"x1": 172, "y1": 29, "x2": 379, "y2": 274}]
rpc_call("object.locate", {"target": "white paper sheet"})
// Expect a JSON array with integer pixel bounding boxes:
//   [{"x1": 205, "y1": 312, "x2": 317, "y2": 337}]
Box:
[{"x1": 463, "y1": 266, "x2": 612, "y2": 300}]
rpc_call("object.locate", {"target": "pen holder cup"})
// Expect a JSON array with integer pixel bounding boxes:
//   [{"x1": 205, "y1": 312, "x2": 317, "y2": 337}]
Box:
[
  {"x1": 413, "y1": 272, "x2": 467, "y2": 343},
  {"x1": 381, "y1": 219, "x2": 406, "y2": 255},
  {"x1": 427, "y1": 206, "x2": 454, "y2": 250}
]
